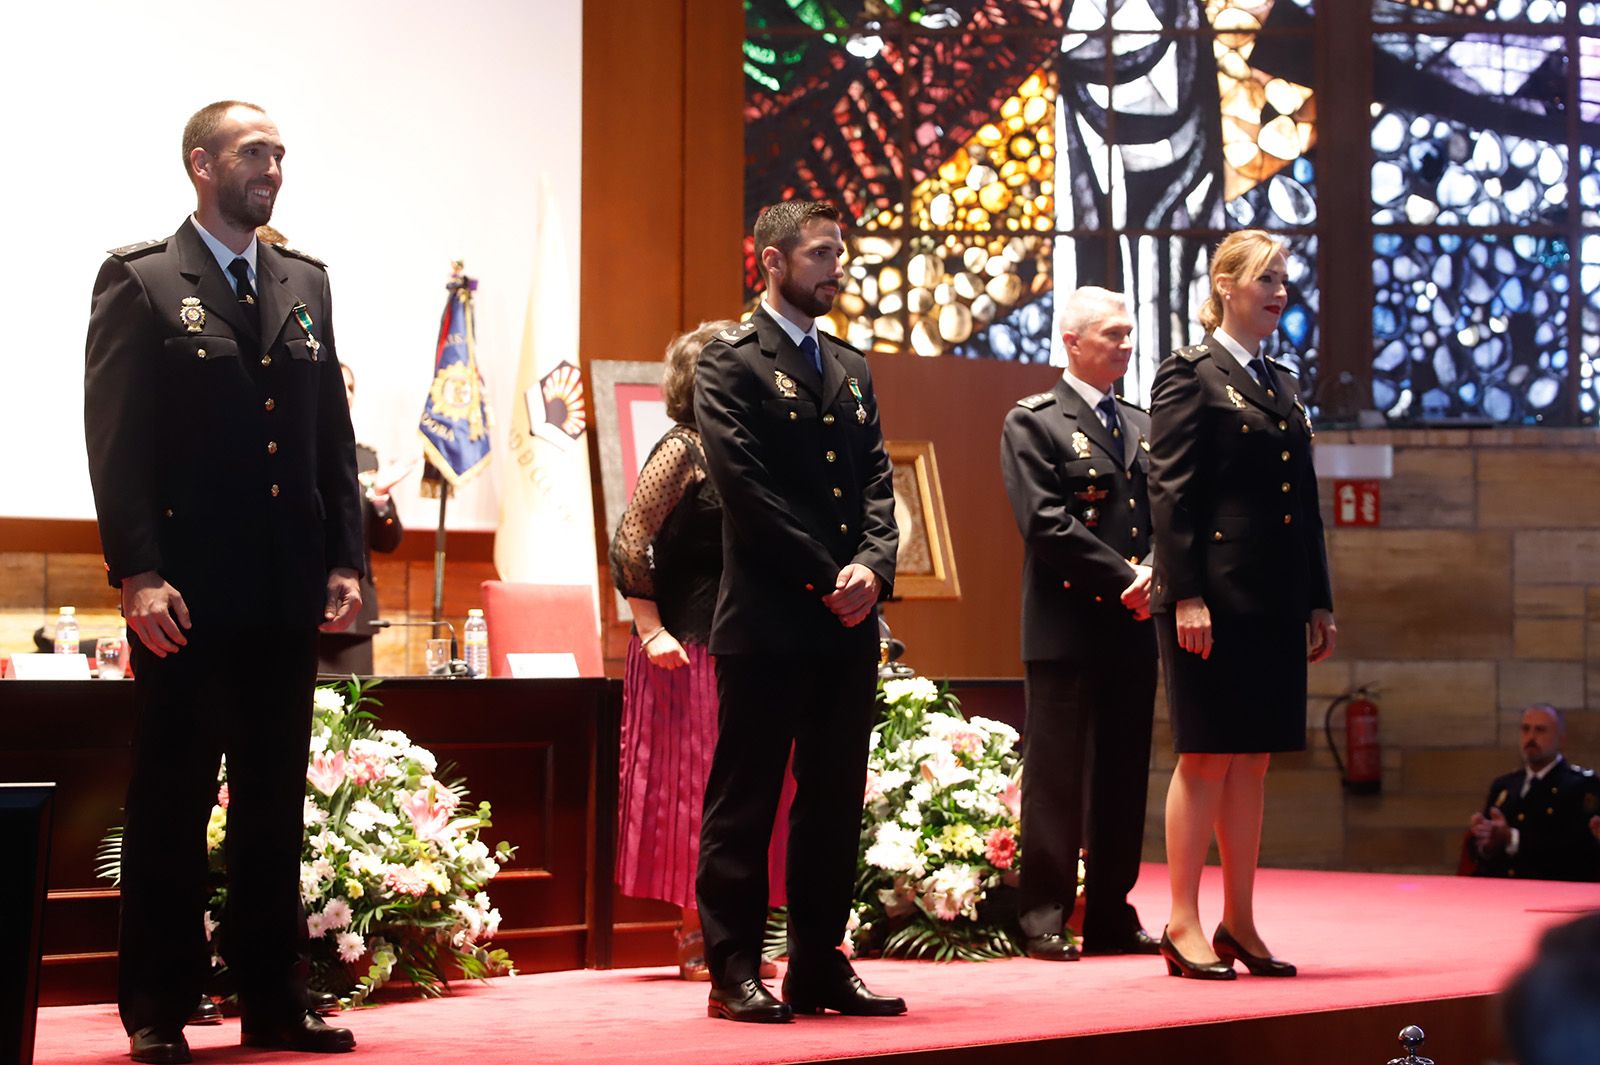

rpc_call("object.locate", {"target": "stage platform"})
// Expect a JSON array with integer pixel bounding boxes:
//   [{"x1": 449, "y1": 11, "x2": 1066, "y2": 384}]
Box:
[{"x1": 33, "y1": 865, "x2": 1598, "y2": 1065}]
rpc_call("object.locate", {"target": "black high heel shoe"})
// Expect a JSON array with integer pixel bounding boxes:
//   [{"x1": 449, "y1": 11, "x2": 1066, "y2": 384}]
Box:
[
  {"x1": 1159, "y1": 927, "x2": 1236, "y2": 980},
  {"x1": 1212, "y1": 925, "x2": 1297, "y2": 977}
]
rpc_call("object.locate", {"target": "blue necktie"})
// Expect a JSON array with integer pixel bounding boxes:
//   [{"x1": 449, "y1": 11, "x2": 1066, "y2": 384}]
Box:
[
  {"x1": 799, "y1": 335, "x2": 822, "y2": 375},
  {"x1": 1096, "y1": 394, "x2": 1121, "y2": 439},
  {"x1": 1251, "y1": 355, "x2": 1276, "y2": 396}
]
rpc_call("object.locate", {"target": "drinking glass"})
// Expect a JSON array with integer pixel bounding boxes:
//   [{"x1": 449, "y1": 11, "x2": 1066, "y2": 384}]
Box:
[
  {"x1": 96, "y1": 636, "x2": 127, "y2": 679},
  {"x1": 425, "y1": 638, "x2": 451, "y2": 676}
]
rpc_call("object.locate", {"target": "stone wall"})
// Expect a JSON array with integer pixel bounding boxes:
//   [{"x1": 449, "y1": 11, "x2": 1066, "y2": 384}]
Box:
[{"x1": 1144, "y1": 428, "x2": 1600, "y2": 874}]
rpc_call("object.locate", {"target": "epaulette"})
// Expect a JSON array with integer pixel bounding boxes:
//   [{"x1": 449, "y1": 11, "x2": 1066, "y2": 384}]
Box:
[
  {"x1": 1016, "y1": 392, "x2": 1056, "y2": 411},
  {"x1": 1266, "y1": 356, "x2": 1299, "y2": 376},
  {"x1": 716, "y1": 320, "x2": 759, "y2": 346},
  {"x1": 273, "y1": 244, "x2": 327, "y2": 269},
  {"x1": 821, "y1": 330, "x2": 866, "y2": 357},
  {"x1": 1114, "y1": 394, "x2": 1148, "y2": 413},
  {"x1": 1573, "y1": 763, "x2": 1594, "y2": 777},
  {"x1": 108, "y1": 238, "x2": 166, "y2": 260},
  {"x1": 1174, "y1": 343, "x2": 1211, "y2": 362}
]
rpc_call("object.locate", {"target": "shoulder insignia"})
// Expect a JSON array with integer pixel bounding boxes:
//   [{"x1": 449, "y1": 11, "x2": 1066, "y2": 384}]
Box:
[
  {"x1": 1114, "y1": 394, "x2": 1148, "y2": 414},
  {"x1": 717, "y1": 320, "x2": 759, "y2": 345},
  {"x1": 273, "y1": 243, "x2": 327, "y2": 269},
  {"x1": 107, "y1": 238, "x2": 166, "y2": 260},
  {"x1": 1174, "y1": 343, "x2": 1210, "y2": 362},
  {"x1": 1266, "y1": 356, "x2": 1299, "y2": 376},
  {"x1": 821, "y1": 330, "x2": 866, "y2": 357},
  {"x1": 1016, "y1": 392, "x2": 1056, "y2": 411}
]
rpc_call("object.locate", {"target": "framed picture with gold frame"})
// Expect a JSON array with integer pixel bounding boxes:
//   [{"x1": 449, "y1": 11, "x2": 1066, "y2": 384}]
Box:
[{"x1": 885, "y1": 440, "x2": 960, "y2": 600}]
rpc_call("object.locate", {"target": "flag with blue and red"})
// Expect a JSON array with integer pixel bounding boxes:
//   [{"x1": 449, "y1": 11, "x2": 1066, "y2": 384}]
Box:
[{"x1": 417, "y1": 276, "x2": 492, "y2": 490}]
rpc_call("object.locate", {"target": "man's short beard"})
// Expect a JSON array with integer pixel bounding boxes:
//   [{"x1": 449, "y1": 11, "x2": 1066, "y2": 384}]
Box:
[
  {"x1": 219, "y1": 184, "x2": 273, "y2": 230},
  {"x1": 778, "y1": 273, "x2": 836, "y2": 318}
]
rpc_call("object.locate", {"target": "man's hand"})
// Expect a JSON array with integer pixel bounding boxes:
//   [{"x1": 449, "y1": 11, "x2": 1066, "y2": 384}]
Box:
[
  {"x1": 121, "y1": 570, "x2": 191, "y2": 657},
  {"x1": 320, "y1": 568, "x2": 363, "y2": 632},
  {"x1": 1120, "y1": 563, "x2": 1153, "y2": 621},
  {"x1": 1175, "y1": 596, "x2": 1212, "y2": 659},
  {"x1": 1469, "y1": 807, "x2": 1512, "y2": 855},
  {"x1": 823, "y1": 564, "x2": 881, "y2": 628},
  {"x1": 1308, "y1": 609, "x2": 1338, "y2": 663}
]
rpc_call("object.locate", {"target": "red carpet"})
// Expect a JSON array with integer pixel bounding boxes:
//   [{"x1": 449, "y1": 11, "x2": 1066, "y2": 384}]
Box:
[{"x1": 34, "y1": 865, "x2": 1599, "y2": 1064}]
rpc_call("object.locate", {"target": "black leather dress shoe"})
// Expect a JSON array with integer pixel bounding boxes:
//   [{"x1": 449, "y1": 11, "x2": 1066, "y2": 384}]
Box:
[
  {"x1": 241, "y1": 1010, "x2": 356, "y2": 1052},
  {"x1": 187, "y1": 995, "x2": 224, "y2": 1025},
  {"x1": 1082, "y1": 928, "x2": 1162, "y2": 956},
  {"x1": 1023, "y1": 932, "x2": 1081, "y2": 961},
  {"x1": 783, "y1": 969, "x2": 907, "y2": 1016},
  {"x1": 1213, "y1": 925, "x2": 1297, "y2": 977},
  {"x1": 129, "y1": 1027, "x2": 191, "y2": 1064},
  {"x1": 707, "y1": 979, "x2": 793, "y2": 1023},
  {"x1": 1159, "y1": 928, "x2": 1236, "y2": 980},
  {"x1": 307, "y1": 989, "x2": 342, "y2": 1014}
]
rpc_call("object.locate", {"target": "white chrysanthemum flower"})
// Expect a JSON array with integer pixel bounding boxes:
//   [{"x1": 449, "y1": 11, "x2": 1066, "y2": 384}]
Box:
[
  {"x1": 351, "y1": 798, "x2": 399, "y2": 829},
  {"x1": 407, "y1": 746, "x2": 438, "y2": 774},
  {"x1": 877, "y1": 769, "x2": 911, "y2": 793},
  {"x1": 303, "y1": 797, "x2": 328, "y2": 827},
  {"x1": 952, "y1": 789, "x2": 979, "y2": 810},
  {"x1": 313, "y1": 688, "x2": 347, "y2": 715},
  {"x1": 308, "y1": 729, "x2": 330, "y2": 755},
  {"x1": 968, "y1": 716, "x2": 1019, "y2": 747},
  {"x1": 321, "y1": 898, "x2": 353, "y2": 931},
  {"x1": 909, "y1": 780, "x2": 933, "y2": 804},
  {"x1": 335, "y1": 931, "x2": 365, "y2": 963},
  {"x1": 898, "y1": 804, "x2": 922, "y2": 827}
]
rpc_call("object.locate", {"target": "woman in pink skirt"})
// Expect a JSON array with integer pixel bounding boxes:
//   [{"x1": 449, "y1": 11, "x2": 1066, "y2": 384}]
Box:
[{"x1": 609, "y1": 322, "x2": 785, "y2": 980}]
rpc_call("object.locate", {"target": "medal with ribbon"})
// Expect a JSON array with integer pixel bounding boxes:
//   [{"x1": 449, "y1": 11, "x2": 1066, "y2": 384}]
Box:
[
  {"x1": 291, "y1": 301, "x2": 321, "y2": 360},
  {"x1": 848, "y1": 377, "x2": 867, "y2": 423}
]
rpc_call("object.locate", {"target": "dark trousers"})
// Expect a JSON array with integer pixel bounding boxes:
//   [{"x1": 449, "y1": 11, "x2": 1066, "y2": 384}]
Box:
[
  {"x1": 119, "y1": 625, "x2": 318, "y2": 1034},
  {"x1": 1018, "y1": 634, "x2": 1156, "y2": 945},
  {"x1": 696, "y1": 651, "x2": 877, "y2": 986}
]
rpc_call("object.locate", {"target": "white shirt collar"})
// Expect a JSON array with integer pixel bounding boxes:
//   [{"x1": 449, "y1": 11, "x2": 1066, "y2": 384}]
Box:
[
  {"x1": 190, "y1": 215, "x2": 258, "y2": 286},
  {"x1": 761, "y1": 299, "x2": 820, "y2": 353},
  {"x1": 1211, "y1": 327, "x2": 1259, "y2": 372},
  {"x1": 1060, "y1": 367, "x2": 1110, "y2": 411},
  {"x1": 1525, "y1": 754, "x2": 1564, "y2": 785}
]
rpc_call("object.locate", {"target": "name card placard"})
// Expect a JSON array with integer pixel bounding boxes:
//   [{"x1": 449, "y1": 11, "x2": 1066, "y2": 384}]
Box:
[
  {"x1": 8, "y1": 654, "x2": 92, "y2": 680},
  {"x1": 505, "y1": 652, "x2": 580, "y2": 679}
]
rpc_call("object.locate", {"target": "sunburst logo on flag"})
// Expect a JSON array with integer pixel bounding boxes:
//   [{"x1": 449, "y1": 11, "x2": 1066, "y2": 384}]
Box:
[{"x1": 532, "y1": 360, "x2": 587, "y2": 448}]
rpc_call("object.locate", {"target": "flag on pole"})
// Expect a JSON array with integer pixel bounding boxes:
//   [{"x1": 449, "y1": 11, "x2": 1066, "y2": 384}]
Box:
[
  {"x1": 418, "y1": 268, "x2": 492, "y2": 495},
  {"x1": 494, "y1": 179, "x2": 599, "y2": 602}
]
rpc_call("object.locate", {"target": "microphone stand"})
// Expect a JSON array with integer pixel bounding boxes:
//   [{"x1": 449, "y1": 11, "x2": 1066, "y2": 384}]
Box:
[{"x1": 368, "y1": 618, "x2": 467, "y2": 677}]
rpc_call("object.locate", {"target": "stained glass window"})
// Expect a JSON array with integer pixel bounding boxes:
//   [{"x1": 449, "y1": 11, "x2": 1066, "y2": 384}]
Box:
[
  {"x1": 743, "y1": 2, "x2": 1596, "y2": 423},
  {"x1": 1372, "y1": 2, "x2": 1595, "y2": 423},
  {"x1": 743, "y1": 0, "x2": 1321, "y2": 408}
]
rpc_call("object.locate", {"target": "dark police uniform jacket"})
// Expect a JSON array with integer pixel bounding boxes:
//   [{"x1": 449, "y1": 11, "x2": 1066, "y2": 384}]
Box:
[
  {"x1": 1001, "y1": 378, "x2": 1153, "y2": 661},
  {"x1": 1472, "y1": 758, "x2": 1600, "y2": 882},
  {"x1": 84, "y1": 218, "x2": 364, "y2": 630},
  {"x1": 1148, "y1": 335, "x2": 1332, "y2": 619},
  {"x1": 694, "y1": 307, "x2": 898, "y2": 657}
]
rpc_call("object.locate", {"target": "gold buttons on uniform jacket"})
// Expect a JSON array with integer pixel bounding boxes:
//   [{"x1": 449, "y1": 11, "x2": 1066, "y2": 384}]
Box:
[
  {"x1": 164, "y1": 508, "x2": 174, "y2": 518},
  {"x1": 1283, "y1": 514, "x2": 1293, "y2": 525},
  {"x1": 833, "y1": 487, "x2": 842, "y2": 498},
  {"x1": 1061, "y1": 580, "x2": 1072, "y2": 589},
  {"x1": 1130, "y1": 527, "x2": 1139, "y2": 538},
  {"x1": 1281, "y1": 450, "x2": 1290, "y2": 461},
  {"x1": 1128, "y1": 498, "x2": 1136, "y2": 508},
  {"x1": 1278, "y1": 420, "x2": 1288, "y2": 431},
  {"x1": 789, "y1": 411, "x2": 798, "y2": 421},
  {"x1": 261, "y1": 355, "x2": 272, "y2": 367},
  {"x1": 267, "y1": 441, "x2": 278, "y2": 455},
  {"x1": 838, "y1": 523, "x2": 848, "y2": 534},
  {"x1": 264, "y1": 398, "x2": 276, "y2": 412},
  {"x1": 1241, "y1": 423, "x2": 1249, "y2": 433},
  {"x1": 196, "y1": 348, "x2": 207, "y2": 359},
  {"x1": 823, "y1": 413, "x2": 835, "y2": 426},
  {"x1": 1281, "y1": 482, "x2": 1290, "y2": 493},
  {"x1": 270, "y1": 484, "x2": 281, "y2": 497},
  {"x1": 1213, "y1": 530, "x2": 1223, "y2": 541},
  {"x1": 825, "y1": 450, "x2": 837, "y2": 462}
]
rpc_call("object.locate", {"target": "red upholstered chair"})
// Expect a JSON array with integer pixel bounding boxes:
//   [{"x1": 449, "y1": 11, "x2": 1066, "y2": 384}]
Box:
[{"x1": 480, "y1": 580, "x2": 603, "y2": 678}]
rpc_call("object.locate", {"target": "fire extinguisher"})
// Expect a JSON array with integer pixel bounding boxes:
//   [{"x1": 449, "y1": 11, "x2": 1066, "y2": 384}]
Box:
[{"x1": 1323, "y1": 686, "x2": 1381, "y2": 795}]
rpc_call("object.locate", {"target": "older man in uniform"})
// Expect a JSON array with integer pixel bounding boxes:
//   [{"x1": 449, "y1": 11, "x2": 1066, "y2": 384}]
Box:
[
  {"x1": 1000, "y1": 287, "x2": 1160, "y2": 962},
  {"x1": 84, "y1": 100, "x2": 363, "y2": 1061},
  {"x1": 694, "y1": 200, "x2": 902, "y2": 1023},
  {"x1": 1467, "y1": 705, "x2": 1600, "y2": 882}
]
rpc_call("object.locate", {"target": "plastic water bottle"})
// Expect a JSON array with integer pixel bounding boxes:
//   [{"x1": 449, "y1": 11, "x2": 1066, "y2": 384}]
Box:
[
  {"x1": 54, "y1": 606, "x2": 80, "y2": 655},
  {"x1": 463, "y1": 609, "x2": 489, "y2": 678}
]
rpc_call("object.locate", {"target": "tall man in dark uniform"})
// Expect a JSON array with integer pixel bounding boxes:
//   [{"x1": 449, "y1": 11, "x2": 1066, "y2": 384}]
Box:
[
  {"x1": 84, "y1": 101, "x2": 363, "y2": 1062},
  {"x1": 1000, "y1": 287, "x2": 1160, "y2": 962},
  {"x1": 1467, "y1": 704, "x2": 1600, "y2": 881},
  {"x1": 694, "y1": 200, "x2": 903, "y2": 1023}
]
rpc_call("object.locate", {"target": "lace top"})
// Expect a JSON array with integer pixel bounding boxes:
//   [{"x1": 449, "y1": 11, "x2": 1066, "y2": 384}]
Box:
[{"x1": 608, "y1": 424, "x2": 722, "y2": 644}]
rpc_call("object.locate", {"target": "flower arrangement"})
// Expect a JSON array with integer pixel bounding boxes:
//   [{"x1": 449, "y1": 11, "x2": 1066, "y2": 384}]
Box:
[
  {"x1": 848, "y1": 676, "x2": 1029, "y2": 961},
  {"x1": 101, "y1": 677, "x2": 515, "y2": 1005}
]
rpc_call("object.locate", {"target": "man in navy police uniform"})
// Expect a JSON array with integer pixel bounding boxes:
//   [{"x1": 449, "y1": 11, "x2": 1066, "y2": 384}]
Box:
[
  {"x1": 84, "y1": 100, "x2": 363, "y2": 1062},
  {"x1": 1468, "y1": 704, "x2": 1600, "y2": 882}
]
